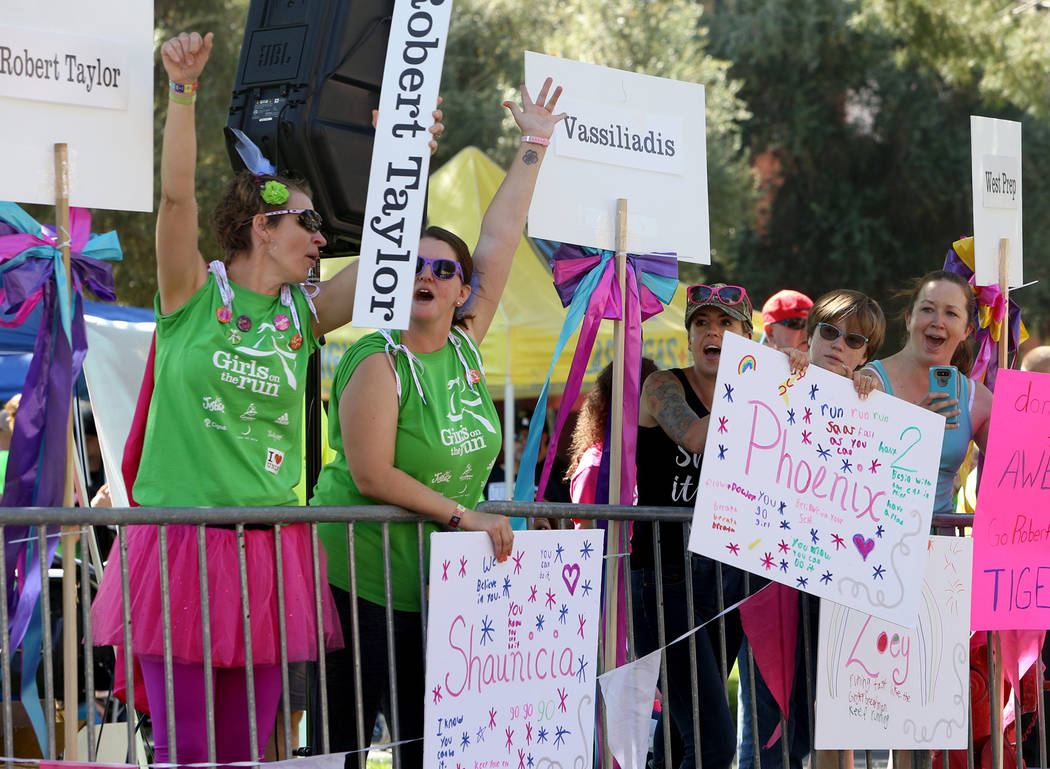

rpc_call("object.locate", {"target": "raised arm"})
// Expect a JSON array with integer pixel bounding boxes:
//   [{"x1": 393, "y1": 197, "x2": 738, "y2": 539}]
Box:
[
  {"x1": 339, "y1": 354, "x2": 513, "y2": 559},
  {"x1": 465, "y1": 78, "x2": 566, "y2": 343},
  {"x1": 156, "y1": 32, "x2": 213, "y2": 316},
  {"x1": 638, "y1": 369, "x2": 711, "y2": 454}
]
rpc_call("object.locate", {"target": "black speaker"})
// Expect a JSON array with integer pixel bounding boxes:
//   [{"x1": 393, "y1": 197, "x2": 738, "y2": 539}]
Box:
[{"x1": 225, "y1": 0, "x2": 395, "y2": 256}]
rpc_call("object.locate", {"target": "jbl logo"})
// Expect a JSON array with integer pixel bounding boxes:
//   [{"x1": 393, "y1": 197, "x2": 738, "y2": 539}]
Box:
[{"x1": 256, "y1": 42, "x2": 292, "y2": 68}]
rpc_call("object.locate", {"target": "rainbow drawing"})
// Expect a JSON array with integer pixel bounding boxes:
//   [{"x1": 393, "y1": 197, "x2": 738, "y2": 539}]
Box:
[{"x1": 738, "y1": 355, "x2": 757, "y2": 374}]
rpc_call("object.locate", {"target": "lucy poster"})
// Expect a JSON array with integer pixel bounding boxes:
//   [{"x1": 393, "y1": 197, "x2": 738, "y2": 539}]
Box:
[
  {"x1": 971, "y1": 369, "x2": 1050, "y2": 630},
  {"x1": 815, "y1": 536, "x2": 972, "y2": 749},
  {"x1": 424, "y1": 530, "x2": 605, "y2": 769},
  {"x1": 689, "y1": 334, "x2": 944, "y2": 624}
]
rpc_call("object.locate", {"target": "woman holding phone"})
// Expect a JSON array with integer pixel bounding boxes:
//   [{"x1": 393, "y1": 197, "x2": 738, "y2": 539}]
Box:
[{"x1": 859, "y1": 270, "x2": 992, "y2": 514}]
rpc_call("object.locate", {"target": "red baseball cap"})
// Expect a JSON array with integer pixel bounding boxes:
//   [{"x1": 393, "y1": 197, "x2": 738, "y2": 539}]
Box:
[{"x1": 761, "y1": 289, "x2": 813, "y2": 326}]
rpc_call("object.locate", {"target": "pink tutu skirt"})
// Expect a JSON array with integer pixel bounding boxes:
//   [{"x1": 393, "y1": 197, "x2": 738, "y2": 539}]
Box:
[{"x1": 92, "y1": 523, "x2": 343, "y2": 667}]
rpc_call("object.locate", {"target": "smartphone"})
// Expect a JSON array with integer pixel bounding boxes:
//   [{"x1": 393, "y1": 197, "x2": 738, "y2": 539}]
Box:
[{"x1": 929, "y1": 365, "x2": 959, "y2": 425}]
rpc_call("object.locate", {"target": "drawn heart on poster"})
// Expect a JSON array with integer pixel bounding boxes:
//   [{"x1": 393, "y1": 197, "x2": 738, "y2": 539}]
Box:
[
  {"x1": 562, "y1": 564, "x2": 581, "y2": 595},
  {"x1": 853, "y1": 534, "x2": 875, "y2": 561}
]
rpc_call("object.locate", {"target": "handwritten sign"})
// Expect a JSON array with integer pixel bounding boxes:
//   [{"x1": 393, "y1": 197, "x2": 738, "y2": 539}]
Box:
[
  {"x1": 815, "y1": 536, "x2": 972, "y2": 749},
  {"x1": 0, "y1": 7, "x2": 152, "y2": 212},
  {"x1": 523, "y1": 51, "x2": 710, "y2": 263},
  {"x1": 970, "y1": 369, "x2": 1050, "y2": 630},
  {"x1": 689, "y1": 334, "x2": 944, "y2": 624},
  {"x1": 970, "y1": 115, "x2": 1023, "y2": 287},
  {"x1": 424, "y1": 530, "x2": 604, "y2": 769},
  {"x1": 351, "y1": 0, "x2": 451, "y2": 330}
]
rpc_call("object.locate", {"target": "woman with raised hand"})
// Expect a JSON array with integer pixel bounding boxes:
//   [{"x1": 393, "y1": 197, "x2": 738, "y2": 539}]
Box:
[
  {"x1": 310, "y1": 79, "x2": 565, "y2": 767},
  {"x1": 91, "y1": 31, "x2": 441, "y2": 764}
]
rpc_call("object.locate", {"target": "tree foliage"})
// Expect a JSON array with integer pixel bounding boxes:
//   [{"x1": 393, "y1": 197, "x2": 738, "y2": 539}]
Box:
[
  {"x1": 707, "y1": 0, "x2": 1050, "y2": 339},
  {"x1": 852, "y1": 0, "x2": 1050, "y2": 120},
  {"x1": 439, "y1": 0, "x2": 756, "y2": 274},
  {"x1": 43, "y1": 0, "x2": 1050, "y2": 341}
]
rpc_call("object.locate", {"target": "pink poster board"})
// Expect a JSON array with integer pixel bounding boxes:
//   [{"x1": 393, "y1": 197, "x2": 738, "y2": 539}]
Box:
[{"x1": 971, "y1": 369, "x2": 1050, "y2": 630}]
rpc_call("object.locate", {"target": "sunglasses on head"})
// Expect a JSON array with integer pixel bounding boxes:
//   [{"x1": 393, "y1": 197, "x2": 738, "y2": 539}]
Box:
[
  {"x1": 687, "y1": 284, "x2": 749, "y2": 307},
  {"x1": 416, "y1": 255, "x2": 464, "y2": 281},
  {"x1": 817, "y1": 322, "x2": 869, "y2": 350},
  {"x1": 248, "y1": 208, "x2": 324, "y2": 233},
  {"x1": 775, "y1": 317, "x2": 807, "y2": 330}
]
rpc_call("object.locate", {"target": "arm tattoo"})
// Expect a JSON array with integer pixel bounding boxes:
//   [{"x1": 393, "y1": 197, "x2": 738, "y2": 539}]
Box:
[
  {"x1": 644, "y1": 374, "x2": 701, "y2": 449},
  {"x1": 522, "y1": 149, "x2": 539, "y2": 165}
]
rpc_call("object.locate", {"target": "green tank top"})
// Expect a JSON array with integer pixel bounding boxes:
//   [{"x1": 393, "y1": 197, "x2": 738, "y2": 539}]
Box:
[
  {"x1": 134, "y1": 264, "x2": 318, "y2": 507},
  {"x1": 312, "y1": 328, "x2": 500, "y2": 611}
]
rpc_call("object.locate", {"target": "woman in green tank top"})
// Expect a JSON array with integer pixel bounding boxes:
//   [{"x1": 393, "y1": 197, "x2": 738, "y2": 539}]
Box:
[
  {"x1": 89, "y1": 29, "x2": 447, "y2": 766},
  {"x1": 311, "y1": 79, "x2": 567, "y2": 766}
]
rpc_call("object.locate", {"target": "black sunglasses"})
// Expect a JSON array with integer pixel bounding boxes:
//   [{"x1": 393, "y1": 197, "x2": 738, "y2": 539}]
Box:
[
  {"x1": 416, "y1": 255, "x2": 464, "y2": 281},
  {"x1": 248, "y1": 208, "x2": 324, "y2": 233},
  {"x1": 817, "y1": 322, "x2": 869, "y2": 350},
  {"x1": 775, "y1": 317, "x2": 807, "y2": 330},
  {"x1": 687, "y1": 284, "x2": 749, "y2": 307}
]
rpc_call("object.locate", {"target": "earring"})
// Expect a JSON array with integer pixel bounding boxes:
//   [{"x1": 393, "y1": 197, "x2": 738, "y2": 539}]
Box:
[
  {"x1": 266, "y1": 239, "x2": 277, "y2": 256},
  {"x1": 456, "y1": 301, "x2": 462, "y2": 306}
]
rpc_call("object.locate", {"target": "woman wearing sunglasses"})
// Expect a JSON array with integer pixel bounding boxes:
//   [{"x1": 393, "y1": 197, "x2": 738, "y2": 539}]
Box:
[
  {"x1": 91, "y1": 31, "x2": 445, "y2": 764},
  {"x1": 631, "y1": 282, "x2": 753, "y2": 769},
  {"x1": 743, "y1": 289, "x2": 884, "y2": 769},
  {"x1": 309, "y1": 79, "x2": 565, "y2": 766}
]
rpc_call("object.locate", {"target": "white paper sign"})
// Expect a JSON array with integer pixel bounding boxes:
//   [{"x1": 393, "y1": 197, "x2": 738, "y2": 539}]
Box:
[
  {"x1": 688, "y1": 334, "x2": 944, "y2": 625},
  {"x1": 0, "y1": 26, "x2": 130, "y2": 110},
  {"x1": 351, "y1": 0, "x2": 451, "y2": 330},
  {"x1": 815, "y1": 536, "x2": 972, "y2": 749},
  {"x1": 970, "y1": 116, "x2": 1023, "y2": 287},
  {"x1": 0, "y1": 5, "x2": 152, "y2": 212},
  {"x1": 524, "y1": 51, "x2": 710, "y2": 263},
  {"x1": 424, "y1": 530, "x2": 605, "y2": 769}
]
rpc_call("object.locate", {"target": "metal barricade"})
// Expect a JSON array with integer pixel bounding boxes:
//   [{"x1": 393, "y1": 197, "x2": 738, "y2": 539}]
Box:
[{"x1": 0, "y1": 505, "x2": 1043, "y2": 769}]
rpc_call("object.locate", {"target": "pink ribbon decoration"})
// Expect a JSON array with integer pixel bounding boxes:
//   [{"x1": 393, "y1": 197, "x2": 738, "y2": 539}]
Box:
[
  {"x1": 942, "y1": 237, "x2": 1027, "y2": 390},
  {"x1": 998, "y1": 628, "x2": 1046, "y2": 729},
  {"x1": 740, "y1": 583, "x2": 799, "y2": 748},
  {"x1": 515, "y1": 245, "x2": 677, "y2": 508}
]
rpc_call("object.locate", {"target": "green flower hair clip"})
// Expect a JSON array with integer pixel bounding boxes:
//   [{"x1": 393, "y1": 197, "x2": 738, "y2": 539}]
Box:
[{"x1": 261, "y1": 180, "x2": 290, "y2": 205}]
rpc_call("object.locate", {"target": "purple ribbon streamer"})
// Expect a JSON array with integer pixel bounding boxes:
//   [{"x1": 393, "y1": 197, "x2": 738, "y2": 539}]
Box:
[{"x1": 1, "y1": 205, "x2": 119, "y2": 652}]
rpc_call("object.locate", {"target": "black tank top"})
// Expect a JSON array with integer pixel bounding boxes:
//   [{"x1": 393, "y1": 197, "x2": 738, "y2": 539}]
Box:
[{"x1": 633, "y1": 368, "x2": 709, "y2": 571}]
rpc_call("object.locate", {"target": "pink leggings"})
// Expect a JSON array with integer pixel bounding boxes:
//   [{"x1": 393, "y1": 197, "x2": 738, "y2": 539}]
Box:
[{"x1": 139, "y1": 656, "x2": 283, "y2": 764}]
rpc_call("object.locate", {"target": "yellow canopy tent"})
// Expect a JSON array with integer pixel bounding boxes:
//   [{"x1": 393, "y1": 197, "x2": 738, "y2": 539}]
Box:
[{"x1": 320, "y1": 146, "x2": 692, "y2": 402}]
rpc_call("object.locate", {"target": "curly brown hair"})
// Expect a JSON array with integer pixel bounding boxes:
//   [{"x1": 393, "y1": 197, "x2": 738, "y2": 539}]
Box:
[
  {"x1": 210, "y1": 171, "x2": 313, "y2": 260},
  {"x1": 565, "y1": 358, "x2": 659, "y2": 479}
]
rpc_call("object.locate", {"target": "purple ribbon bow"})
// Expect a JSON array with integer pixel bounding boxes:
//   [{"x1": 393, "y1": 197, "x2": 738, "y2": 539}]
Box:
[{"x1": 531, "y1": 244, "x2": 677, "y2": 510}]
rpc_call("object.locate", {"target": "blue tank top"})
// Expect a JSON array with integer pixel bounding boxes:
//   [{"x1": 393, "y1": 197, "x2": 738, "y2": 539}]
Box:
[{"x1": 866, "y1": 360, "x2": 973, "y2": 514}]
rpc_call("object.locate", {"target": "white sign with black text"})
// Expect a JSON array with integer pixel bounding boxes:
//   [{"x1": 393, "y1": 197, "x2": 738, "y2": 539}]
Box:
[
  {"x1": 0, "y1": 26, "x2": 130, "y2": 110},
  {"x1": 0, "y1": 4, "x2": 152, "y2": 212},
  {"x1": 351, "y1": 0, "x2": 451, "y2": 330},
  {"x1": 524, "y1": 52, "x2": 710, "y2": 263},
  {"x1": 970, "y1": 116, "x2": 1023, "y2": 287}
]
